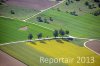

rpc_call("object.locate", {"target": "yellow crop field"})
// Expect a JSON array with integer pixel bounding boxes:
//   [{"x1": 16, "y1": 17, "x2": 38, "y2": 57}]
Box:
[{"x1": 27, "y1": 40, "x2": 100, "y2": 66}]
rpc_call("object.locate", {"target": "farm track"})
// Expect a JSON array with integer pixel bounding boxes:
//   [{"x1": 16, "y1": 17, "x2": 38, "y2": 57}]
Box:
[
  {"x1": 22, "y1": 0, "x2": 65, "y2": 21},
  {"x1": 0, "y1": 36, "x2": 93, "y2": 46},
  {"x1": 0, "y1": 0, "x2": 64, "y2": 32}
]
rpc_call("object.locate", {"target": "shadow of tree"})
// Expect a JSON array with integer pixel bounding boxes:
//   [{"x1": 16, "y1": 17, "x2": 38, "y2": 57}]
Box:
[
  {"x1": 62, "y1": 38, "x2": 70, "y2": 42},
  {"x1": 56, "y1": 39, "x2": 64, "y2": 43},
  {"x1": 30, "y1": 41, "x2": 37, "y2": 45},
  {"x1": 39, "y1": 40, "x2": 46, "y2": 44}
]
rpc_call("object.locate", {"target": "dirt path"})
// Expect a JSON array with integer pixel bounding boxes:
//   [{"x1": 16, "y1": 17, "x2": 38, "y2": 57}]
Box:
[
  {"x1": 0, "y1": 50, "x2": 27, "y2": 66},
  {"x1": 22, "y1": 0, "x2": 65, "y2": 21}
]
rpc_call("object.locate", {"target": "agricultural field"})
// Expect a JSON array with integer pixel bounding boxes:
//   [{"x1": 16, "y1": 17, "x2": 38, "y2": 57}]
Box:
[
  {"x1": 0, "y1": 0, "x2": 100, "y2": 66},
  {"x1": 0, "y1": 17, "x2": 52, "y2": 43},
  {"x1": 27, "y1": 0, "x2": 100, "y2": 39},
  {"x1": 0, "y1": 0, "x2": 57, "y2": 20},
  {"x1": 0, "y1": 40, "x2": 100, "y2": 66}
]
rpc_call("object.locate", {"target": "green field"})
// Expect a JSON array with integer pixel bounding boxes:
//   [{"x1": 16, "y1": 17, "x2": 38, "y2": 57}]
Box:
[
  {"x1": 0, "y1": 17, "x2": 52, "y2": 43},
  {"x1": 53, "y1": 0, "x2": 100, "y2": 15},
  {"x1": 27, "y1": 9, "x2": 100, "y2": 39},
  {"x1": 0, "y1": 4, "x2": 39, "y2": 20},
  {"x1": 26, "y1": 0, "x2": 100, "y2": 39}
]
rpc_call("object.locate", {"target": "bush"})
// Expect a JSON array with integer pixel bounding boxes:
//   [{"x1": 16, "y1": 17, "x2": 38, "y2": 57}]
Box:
[
  {"x1": 70, "y1": 11, "x2": 78, "y2": 16},
  {"x1": 93, "y1": 10, "x2": 100, "y2": 16},
  {"x1": 65, "y1": 2, "x2": 69, "y2": 5},
  {"x1": 85, "y1": 1, "x2": 89, "y2": 6},
  {"x1": 10, "y1": 10, "x2": 15, "y2": 14},
  {"x1": 88, "y1": 5, "x2": 93, "y2": 9},
  {"x1": 57, "y1": 8, "x2": 61, "y2": 11},
  {"x1": 49, "y1": 17, "x2": 53, "y2": 21},
  {"x1": 36, "y1": 17, "x2": 43, "y2": 22}
]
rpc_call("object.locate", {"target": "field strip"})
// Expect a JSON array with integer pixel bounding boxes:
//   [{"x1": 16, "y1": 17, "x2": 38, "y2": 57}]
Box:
[
  {"x1": 0, "y1": 16, "x2": 16, "y2": 20},
  {"x1": 22, "y1": 0, "x2": 65, "y2": 21},
  {"x1": 25, "y1": 22, "x2": 54, "y2": 31},
  {"x1": 0, "y1": 15, "x2": 54, "y2": 31},
  {"x1": 84, "y1": 39, "x2": 100, "y2": 55},
  {"x1": 0, "y1": 0, "x2": 65, "y2": 31},
  {"x1": 0, "y1": 36, "x2": 91, "y2": 46},
  {"x1": 0, "y1": 40, "x2": 26, "y2": 46}
]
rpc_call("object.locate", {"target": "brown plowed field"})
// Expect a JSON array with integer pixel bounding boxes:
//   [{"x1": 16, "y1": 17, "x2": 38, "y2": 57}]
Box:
[
  {"x1": 0, "y1": 50, "x2": 27, "y2": 66},
  {"x1": 85, "y1": 40, "x2": 100, "y2": 54},
  {"x1": 6, "y1": 0, "x2": 57, "y2": 10}
]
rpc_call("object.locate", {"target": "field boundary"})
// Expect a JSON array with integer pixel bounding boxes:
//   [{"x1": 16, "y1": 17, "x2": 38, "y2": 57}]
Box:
[
  {"x1": 0, "y1": 0, "x2": 65, "y2": 31},
  {"x1": 0, "y1": 40, "x2": 26, "y2": 46},
  {"x1": 84, "y1": 39, "x2": 100, "y2": 55},
  {"x1": 0, "y1": 36, "x2": 89, "y2": 46},
  {"x1": 0, "y1": 50, "x2": 28, "y2": 66},
  {"x1": 22, "y1": 0, "x2": 65, "y2": 21},
  {"x1": 1, "y1": 36, "x2": 99, "y2": 56},
  {"x1": 25, "y1": 22, "x2": 54, "y2": 31}
]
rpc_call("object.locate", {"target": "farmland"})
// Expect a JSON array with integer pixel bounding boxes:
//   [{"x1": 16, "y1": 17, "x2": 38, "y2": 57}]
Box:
[
  {"x1": 0, "y1": 0, "x2": 57, "y2": 20},
  {"x1": 0, "y1": 17, "x2": 52, "y2": 43},
  {"x1": 0, "y1": 41, "x2": 67, "y2": 66},
  {"x1": 0, "y1": 0, "x2": 100, "y2": 66},
  {"x1": 0, "y1": 40, "x2": 100, "y2": 66},
  {"x1": 27, "y1": 9, "x2": 100, "y2": 39}
]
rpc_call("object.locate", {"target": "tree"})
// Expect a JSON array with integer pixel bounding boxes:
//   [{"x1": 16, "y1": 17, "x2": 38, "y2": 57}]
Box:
[
  {"x1": 65, "y1": 2, "x2": 69, "y2": 5},
  {"x1": 37, "y1": 33, "x2": 42, "y2": 39},
  {"x1": 36, "y1": 17, "x2": 43, "y2": 22},
  {"x1": 57, "y1": 8, "x2": 60, "y2": 11},
  {"x1": 65, "y1": 30, "x2": 69, "y2": 35},
  {"x1": 59, "y1": 29, "x2": 65, "y2": 37},
  {"x1": 70, "y1": 11, "x2": 78, "y2": 16},
  {"x1": 53, "y1": 30, "x2": 59, "y2": 38},
  {"x1": 85, "y1": 1, "x2": 89, "y2": 6},
  {"x1": 10, "y1": 10, "x2": 15, "y2": 14},
  {"x1": 93, "y1": 10, "x2": 100, "y2": 16},
  {"x1": 88, "y1": 5, "x2": 93, "y2": 9},
  {"x1": 49, "y1": 17, "x2": 53, "y2": 21},
  {"x1": 44, "y1": 18, "x2": 50, "y2": 24},
  {"x1": 28, "y1": 34, "x2": 33, "y2": 40}
]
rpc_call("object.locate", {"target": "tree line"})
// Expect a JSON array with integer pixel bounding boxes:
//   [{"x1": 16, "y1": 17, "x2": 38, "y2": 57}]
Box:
[{"x1": 28, "y1": 29, "x2": 70, "y2": 41}]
